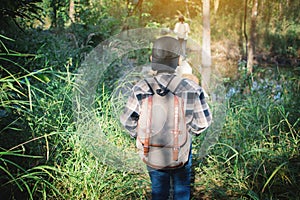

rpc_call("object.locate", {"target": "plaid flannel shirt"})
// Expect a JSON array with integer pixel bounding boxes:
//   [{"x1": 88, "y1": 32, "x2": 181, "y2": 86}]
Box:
[{"x1": 120, "y1": 73, "x2": 212, "y2": 138}]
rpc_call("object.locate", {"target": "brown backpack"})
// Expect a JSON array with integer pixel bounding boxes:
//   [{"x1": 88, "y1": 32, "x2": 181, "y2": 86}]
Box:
[{"x1": 137, "y1": 75, "x2": 191, "y2": 169}]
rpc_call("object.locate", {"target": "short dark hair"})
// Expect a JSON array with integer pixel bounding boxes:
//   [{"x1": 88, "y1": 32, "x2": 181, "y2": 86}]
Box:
[{"x1": 178, "y1": 15, "x2": 184, "y2": 22}]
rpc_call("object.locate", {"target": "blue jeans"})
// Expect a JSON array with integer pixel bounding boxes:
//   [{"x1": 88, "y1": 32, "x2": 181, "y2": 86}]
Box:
[{"x1": 147, "y1": 150, "x2": 192, "y2": 200}]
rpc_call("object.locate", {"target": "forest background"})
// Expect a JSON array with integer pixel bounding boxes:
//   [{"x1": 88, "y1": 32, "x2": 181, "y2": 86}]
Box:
[{"x1": 0, "y1": 0, "x2": 299, "y2": 199}]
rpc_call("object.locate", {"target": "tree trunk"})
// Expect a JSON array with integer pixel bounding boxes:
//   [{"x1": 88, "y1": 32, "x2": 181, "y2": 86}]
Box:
[
  {"x1": 185, "y1": 0, "x2": 190, "y2": 19},
  {"x1": 51, "y1": 0, "x2": 57, "y2": 28},
  {"x1": 247, "y1": 0, "x2": 258, "y2": 74},
  {"x1": 69, "y1": 0, "x2": 75, "y2": 23},
  {"x1": 243, "y1": 0, "x2": 248, "y2": 60},
  {"x1": 201, "y1": 0, "x2": 212, "y2": 93},
  {"x1": 238, "y1": 12, "x2": 245, "y2": 58},
  {"x1": 214, "y1": 0, "x2": 219, "y2": 14}
]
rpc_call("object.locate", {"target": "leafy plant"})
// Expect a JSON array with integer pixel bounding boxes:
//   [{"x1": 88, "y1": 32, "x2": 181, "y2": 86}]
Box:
[
  {"x1": 192, "y1": 69, "x2": 299, "y2": 199},
  {"x1": 0, "y1": 0, "x2": 43, "y2": 26}
]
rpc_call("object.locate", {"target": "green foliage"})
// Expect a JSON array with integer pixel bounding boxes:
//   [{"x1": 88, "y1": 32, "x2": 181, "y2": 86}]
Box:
[
  {"x1": 0, "y1": 150, "x2": 62, "y2": 200},
  {"x1": 263, "y1": 22, "x2": 300, "y2": 57},
  {"x1": 50, "y1": 87, "x2": 150, "y2": 199},
  {"x1": 0, "y1": 0, "x2": 43, "y2": 26},
  {"x1": 0, "y1": 35, "x2": 69, "y2": 199},
  {"x1": 0, "y1": 31, "x2": 150, "y2": 199},
  {"x1": 192, "y1": 69, "x2": 300, "y2": 199},
  {"x1": 15, "y1": 31, "x2": 79, "y2": 72},
  {"x1": 1, "y1": 0, "x2": 300, "y2": 199},
  {"x1": 74, "y1": 1, "x2": 122, "y2": 37}
]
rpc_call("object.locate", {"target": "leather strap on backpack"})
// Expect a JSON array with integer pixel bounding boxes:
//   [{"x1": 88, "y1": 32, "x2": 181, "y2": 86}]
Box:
[
  {"x1": 144, "y1": 96, "x2": 152, "y2": 157},
  {"x1": 168, "y1": 76, "x2": 183, "y2": 161},
  {"x1": 173, "y1": 96, "x2": 180, "y2": 161}
]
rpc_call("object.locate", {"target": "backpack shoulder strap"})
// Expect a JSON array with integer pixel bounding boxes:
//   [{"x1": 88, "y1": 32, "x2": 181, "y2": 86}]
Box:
[
  {"x1": 144, "y1": 75, "x2": 182, "y2": 95},
  {"x1": 144, "y1": 78, "x2": 155, "y2": 95},
  {"x1": 167, "y1": 75, "x2": 182, "y2": 94}
]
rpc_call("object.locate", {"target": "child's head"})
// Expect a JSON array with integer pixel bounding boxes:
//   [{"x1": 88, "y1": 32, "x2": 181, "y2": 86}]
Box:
[
  {"x1": 178, "y1": 15, "x2": 185, "y2": 23},
  {"x1": 151, "y1": 36, "x2": 180, "y2": 73}
]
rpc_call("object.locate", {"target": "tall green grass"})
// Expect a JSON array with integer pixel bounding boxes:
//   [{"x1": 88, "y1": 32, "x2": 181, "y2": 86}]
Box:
[
  {"x1": 1, "y1": 31, "x2": 151, "y2": 199},
  {"x1": 192, "y1": 68, "x2": 300, "y2": 199},
  {"x1": 1, "y1": 30, "x2": 299, "y2": 199},
  {"x1": 1, "y1": 64, "x2": 299, "y2": 199},
  {"x1": 0, "y1": 35, "x2": 66, "y2": 199}
]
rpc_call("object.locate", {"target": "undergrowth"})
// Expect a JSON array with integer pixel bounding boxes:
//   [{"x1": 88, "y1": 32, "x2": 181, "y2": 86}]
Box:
[{"x1": 0, "y1": 32, "x2": 299, "y2": 199}]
